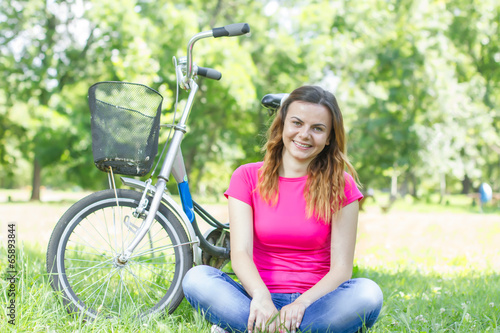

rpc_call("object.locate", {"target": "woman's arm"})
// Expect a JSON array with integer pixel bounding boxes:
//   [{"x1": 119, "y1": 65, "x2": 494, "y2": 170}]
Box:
[
  {"x1": 228, "y1": 196, "x2": 279, "y2": 333},
  {"x1": 279, "y1": 200, "x2": 360, "y2": 332}
]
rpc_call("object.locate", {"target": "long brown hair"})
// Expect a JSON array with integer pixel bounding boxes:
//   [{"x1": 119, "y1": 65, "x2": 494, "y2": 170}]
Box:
[{"x1": 257, "y1": 86, "x2": 359, "y2": 224}]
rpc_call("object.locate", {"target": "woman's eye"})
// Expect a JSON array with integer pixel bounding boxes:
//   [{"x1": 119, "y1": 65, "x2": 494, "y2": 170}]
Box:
[{"x1": 314, "y1": 127, "x2": 324, "y2": 132}]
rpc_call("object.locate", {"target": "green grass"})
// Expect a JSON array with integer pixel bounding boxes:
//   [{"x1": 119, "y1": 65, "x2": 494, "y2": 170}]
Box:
[
  {"x1": 364, "y1": 192, "x2": 500, "y2": 215},
  {"x1": 0, "y1": 245, "x2": 213, "y2": 332},
  {"x1": 1, "y1": 192, "x2": 499, "y2": 332},
  {"x1": 1, "y1": 244, "x2": 499, "y2": 332},
  {"x1": 353, "y1": 266, "x2": 500, "y2": 332}
]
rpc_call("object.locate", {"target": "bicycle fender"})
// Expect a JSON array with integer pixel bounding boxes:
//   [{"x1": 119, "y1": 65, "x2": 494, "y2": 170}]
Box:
[{"x1": 120, "y1": 177, "x2": 201, "y2": 264}]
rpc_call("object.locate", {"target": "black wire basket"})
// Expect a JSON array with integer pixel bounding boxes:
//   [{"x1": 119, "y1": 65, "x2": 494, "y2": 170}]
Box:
[{"x1": 88, "y1": 82, "x2": 163, "y2": 176}]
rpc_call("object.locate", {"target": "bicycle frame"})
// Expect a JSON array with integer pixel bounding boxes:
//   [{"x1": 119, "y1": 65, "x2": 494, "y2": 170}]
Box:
[
  {"x1": 120, "y1": 176, "x2": 202, "y2": 262},
  {"x1": 119, "y1": 82, "x2": 202, "y2": 263},
  {"x1": 44, "y1": 23, "x2": 254, "y2": 320},
  {"x1": 116, "y1": 24, "x2": 250, "y2": 264}
]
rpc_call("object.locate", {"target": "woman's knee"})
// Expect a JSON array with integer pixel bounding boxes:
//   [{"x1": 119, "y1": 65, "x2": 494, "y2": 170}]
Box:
[
  {"x1": 182, "y1": 265, "x2": 217, "y2": 294},
  {"x1": 354, "y1": 278, "x2": 384, "y2": 311}
]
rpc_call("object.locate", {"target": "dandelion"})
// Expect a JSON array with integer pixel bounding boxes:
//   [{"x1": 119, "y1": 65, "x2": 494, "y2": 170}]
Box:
[
  {"x1": 461, "y1": 302, "x2": 467, "y2": 309},
  {"x1": 489, "y1": 302, "x2": 495, "y2": 307},
  {"x1": 464, "y1": 313, "x2": 471, "y2": 321},
  {"x1": 415, "y1": 315, "x2": 428, "y2": 323},
  {"x1": 440, "y1": 308, "x2": 446, "y2": 314}
]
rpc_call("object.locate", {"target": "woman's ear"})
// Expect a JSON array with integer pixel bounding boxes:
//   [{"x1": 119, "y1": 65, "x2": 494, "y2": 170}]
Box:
[
  {"x1": 326, "y1": 130, "x2": 335, "y2": 146},
  {"x1": 326, "y1": 133, "x2": 332, "y2": 146}
]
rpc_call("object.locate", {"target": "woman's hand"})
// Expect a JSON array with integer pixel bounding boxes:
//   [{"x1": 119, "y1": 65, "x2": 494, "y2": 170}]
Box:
[
  {"x1": 248, "y1": 291, "x2": 279, "y2": 333},
  {"x1": 279, "y1": 300, "x2": 307, "y2": 333},
  {"x1": 229, "y1": 197, "x2": 279, "y2": 331}
]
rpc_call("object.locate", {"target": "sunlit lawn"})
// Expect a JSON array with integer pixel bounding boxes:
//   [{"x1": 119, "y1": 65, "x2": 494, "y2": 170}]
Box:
[
  {"x1": 353, "y1": 262, "x2": 500, "y2": 332},
  {"x1": 365, "y1": 191, "x2": 499, "y2": 215},
  {"x1": 1, "y1": 245, "x2": 498, "y2": 332},
  {"x1": 1, "y1": 193, "x2": 499, "y2": 332}
]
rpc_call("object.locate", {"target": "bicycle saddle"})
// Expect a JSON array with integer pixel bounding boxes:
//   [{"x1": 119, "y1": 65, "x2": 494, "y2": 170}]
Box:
[{"x1": 261, "y1": 93, "x2": 289, "y2": 115}]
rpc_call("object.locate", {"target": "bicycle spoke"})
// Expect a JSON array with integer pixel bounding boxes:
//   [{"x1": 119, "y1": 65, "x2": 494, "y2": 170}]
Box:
[
  {"x1": 66, "y1": 259, "x2": 114, "y2": 279},
  {"x1": 112, "y1": 206, "x2": 120, "y2": 258},
  {"x1": 50, "y1": 190, "x2": 192, "y2": 318},
  {"x1": 102, "y1": 206, "x2": 118, "y2": 257},
  {"x1": 130, "y1": 240, "x2": 195, "y2": 259},
  {"x1": 65, "y1": 257, "x2": 107, "y2": 264},
  {"x1": 108, "y1": 276, "x2": 120, "y2": 315},
  {"x1": 70, "y1": 225, "x2": 116, "y2": 257},
  {"x1": 119, "y1": 271, "x2": 124, "y2": 315},
  {"x1": 65, "y1": 248, "x2": 110, "y2": 258},
  {"x1": 83, "y1": 212, "x2": 120, "y2": 255},
  {"x1": 120, "y1": 271, "x2": 138, "y2": 312},
  {"x1": 131, "y1": 258, "x2": 174, "y2": 283},
  {"x1": 126, "y1": 264, "x2": 169, "y2": 293},
  {"x1": 133, "y1": 226, "x2": 167, "y2": 253},
  {"x1": 88, "y1": 267, "x2": 118, "y2": 311},
  {"x1": 134, "y1": 253, "x2": 177, "y2": 268},
  {"x1": 70, "y1": 265, "x2": 116, "y2": 292},
  {"x1": 124, "y1": 265, "x2": 156, "y2": 306}
]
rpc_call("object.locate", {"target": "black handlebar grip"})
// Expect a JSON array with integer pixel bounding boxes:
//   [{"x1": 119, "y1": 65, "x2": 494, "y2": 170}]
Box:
[
  {"x1": 197, "y1": 67, "x2": 222, "y2": 80},
  {"x1": 212, "y1": 23, "x2": 250, "y2": 38}
]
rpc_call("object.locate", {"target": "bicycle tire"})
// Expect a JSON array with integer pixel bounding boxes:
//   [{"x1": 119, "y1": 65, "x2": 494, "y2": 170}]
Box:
[{"x1": 46, "y1": 189, "x2": 193, "y2": 319}]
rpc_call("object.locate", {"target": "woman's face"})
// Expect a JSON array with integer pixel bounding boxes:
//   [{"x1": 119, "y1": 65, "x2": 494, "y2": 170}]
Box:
[{"x1": 281, "y1": 101, "x2": 333, "y2": 168}]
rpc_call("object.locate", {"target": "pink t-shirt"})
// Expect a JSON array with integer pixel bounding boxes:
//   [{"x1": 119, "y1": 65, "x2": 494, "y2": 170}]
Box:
[{"x1": 224, "y1": 162, "x2": 363, "y2": 293}]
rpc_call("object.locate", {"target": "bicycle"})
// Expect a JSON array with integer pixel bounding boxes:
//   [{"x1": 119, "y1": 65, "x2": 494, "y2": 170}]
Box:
[{"x1": 46, "y1": 23, "x2": 287, "y2": 320}]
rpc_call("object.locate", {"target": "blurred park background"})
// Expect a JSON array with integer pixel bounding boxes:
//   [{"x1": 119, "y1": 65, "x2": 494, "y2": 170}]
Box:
[
  {"x1": 1, "y1": 1, "x2": 500, "y2": 331},
  {"x1": 0, "y1": 0, "x2": 499, "y2": 205}
]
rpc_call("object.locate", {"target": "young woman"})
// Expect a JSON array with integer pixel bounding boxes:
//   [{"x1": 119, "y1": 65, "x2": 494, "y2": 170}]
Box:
[{"x1": 182, "y1": 86, "x2": 383, "y2": 333}]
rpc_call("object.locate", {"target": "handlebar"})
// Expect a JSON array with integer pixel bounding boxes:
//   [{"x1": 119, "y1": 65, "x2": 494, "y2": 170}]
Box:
[
  {"x1": 197, "y1": 66, "x2": 222, "y2": 80},
  {"x1": 213, "y1": 23, "x2": 250, "y2": 38},
  {"x1": 183, "y1": 23, "x2": 250, "y2": 87}
]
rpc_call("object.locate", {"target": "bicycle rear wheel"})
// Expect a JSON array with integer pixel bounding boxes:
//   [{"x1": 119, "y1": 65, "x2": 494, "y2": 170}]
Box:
[{"x1": 46, "y1": 189, "x2": 193, "y2": 319}]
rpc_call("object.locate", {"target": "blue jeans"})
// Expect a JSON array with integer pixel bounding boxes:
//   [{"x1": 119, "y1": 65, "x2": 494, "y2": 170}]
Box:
[{"x1": 182, "y1": 265, "x2": 383, "y2": 333}]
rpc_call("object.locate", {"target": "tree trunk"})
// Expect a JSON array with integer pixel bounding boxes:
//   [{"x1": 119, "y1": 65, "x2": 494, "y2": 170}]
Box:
[
  {"x1": 461, "y1": 174, "x2": 472, "y2": 194},
  {"x1": 390, "y1": 170, "x2": 398, "y2": 200},
  {"x1": 439, "y1": 172, "x2": 446, "y2": 204},
  {"x1": 30, "y1": 158, "x2": 41, "y2": 201},
  {"x1": 410, "y1": 172, "x2": 418, "y2": 198}
]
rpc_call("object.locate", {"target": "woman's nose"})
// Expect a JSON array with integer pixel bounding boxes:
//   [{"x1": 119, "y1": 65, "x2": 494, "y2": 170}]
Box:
[{"x1": 298, "y1": 126, "x2": 311, "y2": 139}]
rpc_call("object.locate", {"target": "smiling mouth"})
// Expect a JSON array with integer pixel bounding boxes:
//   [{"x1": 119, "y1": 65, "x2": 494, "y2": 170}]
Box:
[{"x1": 293, "y1": 141, "x2": 312, "y2": 149}]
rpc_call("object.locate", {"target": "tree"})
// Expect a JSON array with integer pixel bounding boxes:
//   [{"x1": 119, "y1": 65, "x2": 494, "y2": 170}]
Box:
[
  {"x1": 446, "y1": 0, "x2": 500, "y2": 191},
  {"x1": 1, "y1": 0, "x2": 498, "y2": 199},
  {"x1": 1, "y1": 0, "x2": 103, "y2": 199}
]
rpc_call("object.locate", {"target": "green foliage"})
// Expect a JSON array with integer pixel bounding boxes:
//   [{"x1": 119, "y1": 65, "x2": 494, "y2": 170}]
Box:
[{"x1": 0, "y1": 0, "x2": 499, "y2": 197}]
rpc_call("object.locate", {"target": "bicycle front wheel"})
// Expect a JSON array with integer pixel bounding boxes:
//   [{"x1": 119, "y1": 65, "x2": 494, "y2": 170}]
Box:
[{"x1": 46, "y1": 189, "x2": 193, "y2": 319}]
